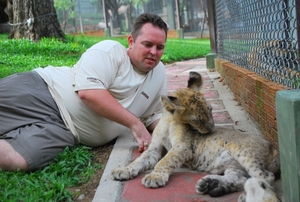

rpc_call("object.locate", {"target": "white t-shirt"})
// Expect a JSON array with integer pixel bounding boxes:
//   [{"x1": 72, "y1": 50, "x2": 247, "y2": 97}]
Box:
[{"x1": 35, "y1": 40, "x2": 167, "y2": 147}]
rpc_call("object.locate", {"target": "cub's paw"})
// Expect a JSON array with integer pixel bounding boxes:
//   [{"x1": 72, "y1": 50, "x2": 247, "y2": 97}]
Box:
[
  {"x1": 196, "y1": 177, "x2": 229, "y2": 197},
  {"x1": 142, "y1": 172, "x2": 169, "y2": 188},
  {"x1": 241, "y1": 178, "x2": 280, "y2": 202},
  {"x1": 111, "y1": 167, "x2": 136, "y2": 181},
  {"x1": 196, "y1": 177, "x2": 219, "y2": 194},
  {"x1": 238, "y1": 193, "x2": 246, "y2": 202}
]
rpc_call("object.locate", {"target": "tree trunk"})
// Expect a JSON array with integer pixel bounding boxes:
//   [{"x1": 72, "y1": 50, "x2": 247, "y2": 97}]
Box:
[
  {"x1": 9, "y1": 0, "x2": 65, "y2": 41},
  {"x1": 106, "y1": 0, "x2": 121, "y2": 34}
]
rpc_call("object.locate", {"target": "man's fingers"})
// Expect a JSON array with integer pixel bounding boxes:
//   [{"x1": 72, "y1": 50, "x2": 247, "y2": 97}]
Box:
[
  {"x1": 138, "y1": 141, "x2": 150, "y2": 153},
  {"x1": 138, "y1": 142, "x2": 144, "y2": 152}
]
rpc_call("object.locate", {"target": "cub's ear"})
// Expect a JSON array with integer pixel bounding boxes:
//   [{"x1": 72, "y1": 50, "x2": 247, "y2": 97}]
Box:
[
  {"x1": 161, "y1": 95, "x2": 185, "y2": 114},
  {"x1": 187, "y1": 71, "x2": 203, "y2": 92}
]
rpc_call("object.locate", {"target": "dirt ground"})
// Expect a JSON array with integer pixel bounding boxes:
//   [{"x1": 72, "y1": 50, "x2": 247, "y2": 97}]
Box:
[{"x1": 69, "y1": 140, "x2": 116, "y2": 202}]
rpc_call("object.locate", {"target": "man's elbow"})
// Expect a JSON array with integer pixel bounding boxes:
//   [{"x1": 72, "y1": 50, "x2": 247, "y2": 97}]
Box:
[{"x1": 77, "y1": 90, "x2": 87, "y2": 100}]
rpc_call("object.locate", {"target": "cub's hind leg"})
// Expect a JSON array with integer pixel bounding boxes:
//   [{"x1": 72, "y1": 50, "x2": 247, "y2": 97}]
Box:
[
  {"x1": 232, "y1": 138, "x2": 279, "y2": 185},
  {"x1": 196, "y1": 168, "x2": 248, "y2": 197},
  {"x1": 235, "y1": 149, "x2": 277, "y2": 185}
]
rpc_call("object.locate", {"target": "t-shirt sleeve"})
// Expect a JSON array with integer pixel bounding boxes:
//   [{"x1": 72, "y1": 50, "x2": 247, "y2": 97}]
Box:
[{"x1": 74, "y1": 49, "x2": 117, "y2": 91}]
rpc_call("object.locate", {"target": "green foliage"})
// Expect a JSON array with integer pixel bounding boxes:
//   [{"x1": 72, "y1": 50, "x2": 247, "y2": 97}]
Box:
[
  {"x1": 54, "y1": 0, "x2": 76, "y2": 19},
  {"x1": 125, "y1": 0, "x2": 150, "y2": 6},
  {"x1": 0, "y1": 146, "x2": 100, "y2": 202},
  {"x1": 0, "y1": 33, "x2": 210, "y2": 200}
]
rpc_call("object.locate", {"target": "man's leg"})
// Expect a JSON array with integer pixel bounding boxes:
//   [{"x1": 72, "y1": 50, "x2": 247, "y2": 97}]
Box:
[
  {"x1": 1, "y1": 121, "x2": 75, "y2": 171},
  {"x1": 0, "y1": 140, "x2": 28, "y2": 171},
  {"x1": 0, "y1": 71, "x2": 75, "y2": 171}
]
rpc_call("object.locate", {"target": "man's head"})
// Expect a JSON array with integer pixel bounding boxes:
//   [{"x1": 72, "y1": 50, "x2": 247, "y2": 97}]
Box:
[
  {"x1": 131, "y1": 13, "x2": 168, "y2": 40},
  {"x1": 127, "y1": 13, "x2": 168, "y2": 73}
]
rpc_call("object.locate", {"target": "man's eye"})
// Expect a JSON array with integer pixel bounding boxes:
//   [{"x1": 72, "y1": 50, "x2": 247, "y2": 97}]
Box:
[
  {"x1": 157, "y1": 46, "x2": 164, "y2": 51},
  {"x1": 144, "y1": 43, "x2": 152, "y2": 48}
]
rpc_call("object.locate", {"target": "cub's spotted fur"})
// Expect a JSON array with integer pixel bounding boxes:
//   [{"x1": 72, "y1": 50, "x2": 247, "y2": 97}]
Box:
[{"x1": 111, "y1": 72, "x2": 280, "y2": 198}]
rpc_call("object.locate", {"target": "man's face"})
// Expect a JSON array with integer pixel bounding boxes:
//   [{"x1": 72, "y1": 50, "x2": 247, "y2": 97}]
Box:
[{"x1": 127, "y1": 23, "x2": 166, "y2": 73}]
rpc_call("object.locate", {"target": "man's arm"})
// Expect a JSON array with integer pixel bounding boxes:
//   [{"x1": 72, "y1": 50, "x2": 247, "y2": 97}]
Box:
[{"x1": 78, "y1": 89, "x2": 151, "y2": 152}]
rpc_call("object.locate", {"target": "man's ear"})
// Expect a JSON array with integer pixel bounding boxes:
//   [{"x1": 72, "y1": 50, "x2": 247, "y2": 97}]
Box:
[{"x1": 127, "y1": 35, "x2": 134, "y2": 48}]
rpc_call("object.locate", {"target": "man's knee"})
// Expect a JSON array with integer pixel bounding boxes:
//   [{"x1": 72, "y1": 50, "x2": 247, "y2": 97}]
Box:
[{"x1": 0, "y1": 140, "x2": 29, "y2": 171}]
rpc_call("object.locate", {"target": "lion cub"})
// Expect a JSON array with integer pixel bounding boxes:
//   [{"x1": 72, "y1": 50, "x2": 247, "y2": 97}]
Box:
[{"x1": 111, "y1": 71, "x2": 280, "y2": 197}]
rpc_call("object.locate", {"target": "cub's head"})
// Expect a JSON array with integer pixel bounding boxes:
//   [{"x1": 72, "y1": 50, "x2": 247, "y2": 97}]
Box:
[{"x1": 162, "y1": 71, "x2": 214, "y2": 134}]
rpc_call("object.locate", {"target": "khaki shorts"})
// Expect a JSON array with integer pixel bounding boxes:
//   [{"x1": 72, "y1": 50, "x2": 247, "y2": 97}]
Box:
[{"x1": 0, "y1": 71, "x2": 75, "y2": 171}]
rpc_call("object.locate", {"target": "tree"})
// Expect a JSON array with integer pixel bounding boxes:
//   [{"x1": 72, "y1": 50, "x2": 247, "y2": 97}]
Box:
[
  {"x1": 102, "y1": 0, "x2": 149, "y2": 34},
  {"x1": 123, "y1": 0, "x2": 150, "y2": 32},
  {"x1": 0, "y1": 0, "x2": 9, "y2": 23},
  {"x1": 105, "y1": 0, "x2": 121, "y2": 33},
  {"x1": 54, "y1": 0, "x2": 76, "y2": 32},
  {"x1": 8, "y1": 0, "x2": 65, "y2": 41}
]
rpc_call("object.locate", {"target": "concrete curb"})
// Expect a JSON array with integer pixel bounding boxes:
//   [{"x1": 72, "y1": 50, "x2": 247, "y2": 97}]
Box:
[{"x1": 93, "y1": 130, "x2": 136, "y2": 202}]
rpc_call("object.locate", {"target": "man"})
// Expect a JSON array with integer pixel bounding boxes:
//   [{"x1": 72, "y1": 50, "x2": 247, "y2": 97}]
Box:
[{"x1": 0, "y1": 13, "x2": 168, "y2": 171}]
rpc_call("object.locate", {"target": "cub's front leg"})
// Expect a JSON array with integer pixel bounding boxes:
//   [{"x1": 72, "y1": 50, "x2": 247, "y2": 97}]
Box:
[
  {"x1": 142, "y1": 144, "x2": 192, "y2": 188},
  {"x1": 111, "y1": 143, "x2": 164, "y2": 181}
]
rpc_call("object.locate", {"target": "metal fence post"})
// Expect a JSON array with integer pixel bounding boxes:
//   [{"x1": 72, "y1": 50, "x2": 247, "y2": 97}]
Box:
[
  {"x1": 207, "y1": 0, "x2": 216, "y2": 53},
  {"x1": 295, "y1": 0, "x2": 300, "y2": 70},
  {"x1": 276, "y1": 90, "x2": 300, "y2": 202},
  {"x1": 206, "y1": 0, "x2": 217, "y2": 69},
  {"x1": 174, "y1": 0, "x2": 183, "y2": 38},
  {"x1": 102, "y1": 0, "x2": 110, "y2": 37}
]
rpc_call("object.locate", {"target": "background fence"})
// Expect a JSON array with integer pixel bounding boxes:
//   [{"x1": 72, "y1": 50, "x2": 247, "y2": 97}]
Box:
[
  {"x1": 213, "y1": 0, "x2": 300, "y2": 89},
  {"x1": 56, "y1": 0, "x2": 209, "y2": 38}
]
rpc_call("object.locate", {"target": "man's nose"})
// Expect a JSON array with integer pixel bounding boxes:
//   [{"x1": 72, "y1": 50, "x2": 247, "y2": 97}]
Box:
[{"x1": 150, "y1": 46, "x2": 157, "y2": 55}]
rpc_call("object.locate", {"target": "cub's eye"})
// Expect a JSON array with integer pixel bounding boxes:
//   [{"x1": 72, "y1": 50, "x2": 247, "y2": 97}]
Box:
[
  {"x1": 206, "y1": 105, "x2": 212, "y2": 112},
  {"x1": 193, "y1": 116, "x2": 203, "y2": 123}
]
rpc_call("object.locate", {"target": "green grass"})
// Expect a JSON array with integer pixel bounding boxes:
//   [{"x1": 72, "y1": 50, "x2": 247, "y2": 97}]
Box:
[
  {"x1": 162, "y1": 38, "x2": 211, "y2": 63},
  {"x1": 0, "y1": 34, "x2": 210, "y2": 78},
  {"x1": 0, "y1": 146, "x2": 100, "y2": 202},
  {"x1": 0, "y1": 33, "x2": 210, "y2": 201}
]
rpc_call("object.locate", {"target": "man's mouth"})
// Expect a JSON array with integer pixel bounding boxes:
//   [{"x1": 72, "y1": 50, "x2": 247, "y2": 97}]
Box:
[{"x1": 146, "y1": 57, "x2": 155, "y2": 62}]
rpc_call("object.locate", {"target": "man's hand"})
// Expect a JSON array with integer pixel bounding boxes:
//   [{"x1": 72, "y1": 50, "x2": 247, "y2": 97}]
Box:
[{"x1": 130, "y1": 120, "x2": 152, "y2": 152}]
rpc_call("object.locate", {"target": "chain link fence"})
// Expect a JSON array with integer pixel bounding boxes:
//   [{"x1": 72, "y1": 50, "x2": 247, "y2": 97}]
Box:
[
  {"x1": 214, "y1": 0, "x2": 300, "y2": 89},
  {"x1": 56, "y1": 0, "x2": 209, "y2": 38}
]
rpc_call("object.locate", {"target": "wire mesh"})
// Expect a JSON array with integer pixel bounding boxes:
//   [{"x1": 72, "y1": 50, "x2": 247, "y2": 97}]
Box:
[{"x1": 215, "y1": 0, "x2": 300, "y2": 89}]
